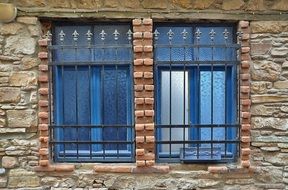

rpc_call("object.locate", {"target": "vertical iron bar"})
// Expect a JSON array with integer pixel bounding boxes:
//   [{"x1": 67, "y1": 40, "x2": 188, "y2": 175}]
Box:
[
  {"x1": 195, "y1": 27, "x2": 201, "y2": 159},
  {"x1": 182, "y1": 29, "x2": 187, "y2": 159},
  {"x1": 169, "y1": 33, "x2": 172, "y2": 160},
  {"x1": 224, "y1": 29, "x2": 228, "y2": 158},
  {"x1": 74, "y1": 39, "x2": 79, "y2": 160},
  {"x1": 101, "y1": 35, "x2": 105, "y2": 160},
  {"x1": 115, "y1": 33, "x2": 120, "y2": 159},
  {"x1": 210, "y1": 29, "x2": 215, "y2": 159}
]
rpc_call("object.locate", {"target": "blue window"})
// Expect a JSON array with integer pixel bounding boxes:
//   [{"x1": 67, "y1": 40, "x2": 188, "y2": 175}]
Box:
[
  {"x1": 154, "y1": 24, "x2": 240, "y2": 163},
  {"x1": 50, "y1": 23, "x2": 134, "y2": 162}
]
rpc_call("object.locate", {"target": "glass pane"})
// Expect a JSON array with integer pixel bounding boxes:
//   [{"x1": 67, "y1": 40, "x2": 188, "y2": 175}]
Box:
[
  {"x1": 200, "y1": 71, "x2": 225, "y2": 149},
  {"x1": 54, "y1": 26, "x2": 92, "y2": 63},
  {"x1": 155, "y1": 26, "x2": 193, "y2": 61},
  {"x1": 103, "y1": 67, "x2": 129, "y2": 150},
  {"x1": 160, "y1": 71, "x2": 189, "y2": 153},
  {"x1": 94, "y1": 25, "x2": 132, "y2": 62}
]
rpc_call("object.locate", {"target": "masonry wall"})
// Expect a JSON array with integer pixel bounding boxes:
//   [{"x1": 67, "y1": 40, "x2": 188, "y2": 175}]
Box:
[{"x1": 0, "y1": 0, "x2": 287, "y2": 189}]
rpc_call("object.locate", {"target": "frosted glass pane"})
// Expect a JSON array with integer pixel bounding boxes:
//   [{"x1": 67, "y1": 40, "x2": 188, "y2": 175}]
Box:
[
  {"x1": 200, "y1": 71, "x2": 225, "y2": 149},
  {"x1": 160, "y1": 71, "x2": 189, "y2": 152}
]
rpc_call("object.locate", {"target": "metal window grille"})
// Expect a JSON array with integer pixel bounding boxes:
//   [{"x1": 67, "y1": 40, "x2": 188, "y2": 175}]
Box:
[
  {"x1": 47, "y1": 24, "x2": 134, "y2": 162},
  {"x1": 154, "y1": 24, "x2": 241, "y2": 163}
]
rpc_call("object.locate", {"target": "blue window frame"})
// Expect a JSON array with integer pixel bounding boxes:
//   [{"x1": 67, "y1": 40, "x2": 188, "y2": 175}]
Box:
[
  {"x1": 50, "y1": 23, "x2": 134, "y2": 162},
  {"x1": 154, "y1": 24, "x2": 240, "y2": 163}
]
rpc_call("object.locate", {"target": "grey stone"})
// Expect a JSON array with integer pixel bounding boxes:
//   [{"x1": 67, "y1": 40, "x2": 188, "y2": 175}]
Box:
[
  {"x1": 7, "y1": 110, "x2": 37, "y2": 128},
  {"x1": 9, "y1": 72, "x2": 37, "y2": 87},
  {"x1": 271, "y1": 48, "x2": 288, "y2": 57},
  {"x1": 0, "y1": 23, "x2": 23, "y2": 35},
  {"x1": 2, "y1": 156, "x2": 19, "y2": 169},
  {"x1": 0, "y1": 177, "x2": 7, "y2": 188},
  {"x1": 251, "y1": 61, "x2": 281, "y2": 82},
  {"x1": 0, "y1": 87, "x2": 21, "y2": 103},
  {"x1": 5, "y1": 31, "x2": 36, "y2": 55},
  {"x1": 252, "y1": 117, "x2": 288, "y2": 131}
]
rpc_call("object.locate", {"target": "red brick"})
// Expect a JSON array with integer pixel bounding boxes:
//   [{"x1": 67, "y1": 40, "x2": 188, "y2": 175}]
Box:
[
  {"x1": 241, "y1": 53, "x2": 251, "y2": 61},
  {"x1": 132, "y1": 166, "x2": 170, "y2": 173},
  {"x1": 143, "y1": 32, "x2": 152, "y2": 39},
  {"x1": 133, "y1": 19, "x2": 142, "y2": 26},
  {"x1": 239, "y1": 21, "x2": 249, "y2": 28},
  {"x1": 136, "y1": 149, "x2": 145, "y2": 156},
  {"x1": 144, "y1": 72, "x2": 153, "y2": 79},
  {"x1": 134, "y1": 72, "x2": 143, "y2": 78},
  {"x1": 39, "y1": 148, "x2": 48, "y2": 155},
  {"x1": 241, "y1": 34, "x2": 249, "y2": 40},
  {"x1": 144, "y1": 58, "x2": 153, "y2": 65},
  {"x1": 145, "y1": 123, "x2": 154, "y2": 131},
  {"x1": 135, "y1": 124, "x2": 145, "y2": 131},
  {"x1": 38, "y1": 39, "x2": 49, "y2": 46},
  {"x1": 39, "y1": 88, "x2": 48, "y2": 95},
  {"x1": 241, "y1": 99, "x2": 251, "y2": 106},
  {"x1": 143, "y1": 39, "x2": 153, "y2": 46},
  {"x1": 241, "y1": 61, "x2": 250, "y2": 68},
  {"x1": 55, "y1": 164, "x2": 75, "y2": 172},
  {"x1": 134, "y1": 59, "x2": 144, "y2": 65},
  {"x1": 136, "y1": 161, "x2": 146, "y2": 167},
  {"x1": 39, "y1": 124, "x2": 48, "y2": 131},
  {"x1": 146, "y1": 160, "x2": 155, "y2": 166},
  {"x1": 133, "y1": 32, "x2": 143, "y2": 39},
  {"x1": 145, "y1": 98, "x2": 154, "y2": 105},
  {"x1": 146, "y1": 136, "x2": 155, "y2": 143},
  {"x1": 241, "y1": 47, "x2": 250, "y2": 53},
  {"x1": 39, "y1": 160, "x2": 49, "y2": 166},
  {"x1": 143, "y1": 18, "x2": 152, "y2": 25},
  {"x1": 39, "y1": 64, "x2": 48, "y2": 71},
  {"x1": 39, "y1": 100, "x2": 48, "y2": 107},
  {"x1": 34, "y1": 166, "x2": 56, "y2": 172},
  {"x1": 144, "y1": 45, "x2": 153, "y2": 52},
  {"x1": 39, "y1": 112, "x2": 48, "y2": 119},
  {"x1": 94, "y1": 165, "x2": 132, "y2": 173},
  {"x1": 133, "y1": 39, "x2": 143, "y2": 46},
  {"x1": 135, "y1": 110, "x2": 144, "y2": 117},
  {"x1": 241, "y1": 112, "x2": 251, "y2": 119},
  {"x1": 135, "y1": 85, "x2": 144, "y2": 91},
  {"x1": 241, "y1": 124, "x2": 251, "y2": 130},
  {"x1": 241, "y1": 136, "x2": 251, "y2": 143},
  {"x1": 136, "y1": 136, "x2": 145, "y2": 143},
  {"x1": 241, "y1": 86, "x2": 250, "y2": 93},
  {"x1": 208, "y1": 166, "x2": 228, "y2": 173},
  {"x1": 135, "y1": 98, "x2": 144, "y2": 105},
  {"x1": 240, "y1": 74, "x2": 250, "y2": 80},
  {"x1": 39, "y1": 137, "x2": 49, "y2": 142},
  {"x1": 241, "y1": 148, "x2": 251, "y2": 156},
  {"x1": 134, "y1": 45, "x2": 143, "y2": 53},
  {"x1": 38, "y1": 52, "x2": 48, "y2": 59},
  {"x1": 39, "y1": 75, "x2": 48, "y2": 82},
  {"x1": 144, "y1": 85, "x2": 154, "y2": 91},
  {"x1": 241, "y1": 160, "x2": 250, "y2": 168},
  {"x1": 145, "y1": 110, "x2": 154, "y2": 117}
]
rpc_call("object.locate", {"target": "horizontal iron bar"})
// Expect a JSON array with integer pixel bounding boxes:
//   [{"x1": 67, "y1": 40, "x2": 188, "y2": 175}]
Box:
[
  {"x1": 155, "y1": 140, "x2": 239, "y2": 143},
  {"x1": 49, "y1": 61, "x2": 132, "y2": 66},
  {"x1": 50, "y1": 141, "x2": 134, "y2": 144},
  {"x1": 49, "y1": 44, "x2": 132, "y2": 49},
  {"x1": 50, "y1": 124, "x2": 134, "y2": 128},
  {"x1": 154, "y1": 44, "x2": 240, "y2": 48},
  {"x1": 155, "y1": 61, "x2": 239, "y2": 65},
  {"x1": 155, "y1": 124, "x2": 240, "y2": 128}
]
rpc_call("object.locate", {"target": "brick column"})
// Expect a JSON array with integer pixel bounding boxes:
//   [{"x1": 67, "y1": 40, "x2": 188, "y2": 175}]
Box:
[
  {"x1": 239, "y1": 21, "x2": 251, "y2": 168},
  {"x1": 35, "y1": 24, "x2": 74, "y2": 172},
  {"x1": 132, "y1": 18, "x2": 155, "y2": 167}
]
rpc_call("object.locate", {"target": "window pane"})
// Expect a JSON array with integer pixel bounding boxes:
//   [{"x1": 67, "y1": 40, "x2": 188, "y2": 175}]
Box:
[{"x1": 160, "y1": 71, "x2": 189, "y2": 153}]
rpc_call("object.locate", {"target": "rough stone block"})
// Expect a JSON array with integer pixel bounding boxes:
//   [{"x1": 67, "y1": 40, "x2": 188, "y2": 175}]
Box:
[
  {"x1": 2, "y1": 156, "x2": 18, "y2": 169},
  {"x1": 0, "y1": 88, "x2": 20, "y2": 103},
  {"x1": 7, "y1": 110, "x2": 37, "y2": 128}
]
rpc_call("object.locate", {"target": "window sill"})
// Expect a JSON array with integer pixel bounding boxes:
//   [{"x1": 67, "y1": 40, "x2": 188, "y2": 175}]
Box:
[{"x1": 94, "y1": 164, "x2": 170, "y2": 174}]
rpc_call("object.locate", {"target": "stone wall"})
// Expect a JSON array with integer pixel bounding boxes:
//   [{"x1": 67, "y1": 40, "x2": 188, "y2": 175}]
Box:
[{"x1": 0, "y1": 0, "x2": 287, "y2": 189}]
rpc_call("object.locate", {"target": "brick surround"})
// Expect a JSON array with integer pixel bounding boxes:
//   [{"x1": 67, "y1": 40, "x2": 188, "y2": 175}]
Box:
[{"x1": 35, "y1": 19, "x2": 252, "y2": 174}]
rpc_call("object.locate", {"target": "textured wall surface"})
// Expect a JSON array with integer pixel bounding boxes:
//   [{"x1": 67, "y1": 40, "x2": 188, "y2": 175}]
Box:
[{"x1": 0, "y1": 0, "x2": 288, "y2": 189}]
